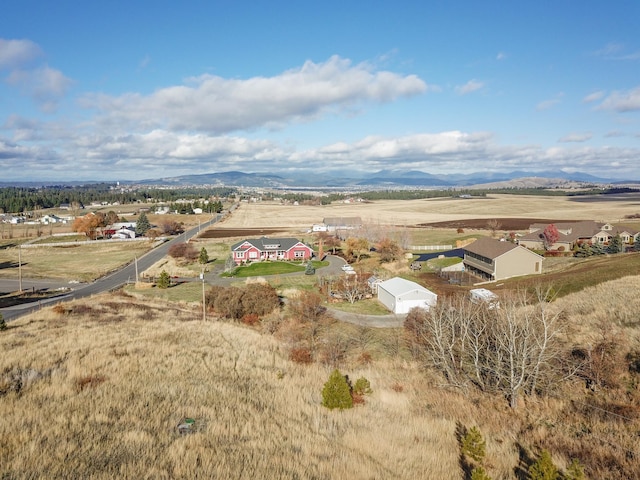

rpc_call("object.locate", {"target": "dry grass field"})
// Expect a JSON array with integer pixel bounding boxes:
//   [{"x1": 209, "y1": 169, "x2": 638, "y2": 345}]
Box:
[
  {"x1": 3, "y1": 193, "x2": 640, "y2": 478},
  {"x1": 218, "y1": 194, "x2": 640, "y2": 231},
  {"x1": 1, "y1": 274, "x2": 640, "y2": 478}
]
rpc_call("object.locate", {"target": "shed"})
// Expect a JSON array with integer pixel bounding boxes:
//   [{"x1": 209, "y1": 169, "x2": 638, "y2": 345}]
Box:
[{"x1": 377, "y1": 277, "x2": 437, "y2": 314}]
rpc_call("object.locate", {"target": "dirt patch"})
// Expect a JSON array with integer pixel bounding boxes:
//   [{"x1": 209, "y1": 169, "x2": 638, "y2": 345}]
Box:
[
  {"x1": 199, "y1": 228, "x2": 292, "y2": 239},
  {"x1": 417, "y1": 218, "x2": 579, "y2": 231}
]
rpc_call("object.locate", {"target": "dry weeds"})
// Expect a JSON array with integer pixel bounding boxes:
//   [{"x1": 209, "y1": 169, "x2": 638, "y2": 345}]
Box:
[{"x1": 3, "y1": 211, "x2": 640, "y2": 477}]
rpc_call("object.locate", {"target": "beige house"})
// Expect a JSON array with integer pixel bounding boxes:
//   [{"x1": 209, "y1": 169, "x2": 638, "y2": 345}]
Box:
[
  {"x1": 463, "y1": 237, "x2": 543, "y2": 282},
  {"x1": 518, "y1": 221, "x2": 639, "y2": 251}
]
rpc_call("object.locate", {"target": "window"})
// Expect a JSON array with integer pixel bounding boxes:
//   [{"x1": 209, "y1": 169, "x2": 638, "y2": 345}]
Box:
[
  {"x1": 236, "y1": 251, "x2": 245, "y2": 259},
  {"x1": 294, "y1": 250, "x2": 306, "y2": 258},
  {"x1": 249, "y1": 251, "x2": 258, "y2": 259}
]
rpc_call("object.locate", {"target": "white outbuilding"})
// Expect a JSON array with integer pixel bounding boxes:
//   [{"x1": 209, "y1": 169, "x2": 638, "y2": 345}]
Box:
[{"x1": 377, "y1": 277, "x2": 437, "y2": 314}]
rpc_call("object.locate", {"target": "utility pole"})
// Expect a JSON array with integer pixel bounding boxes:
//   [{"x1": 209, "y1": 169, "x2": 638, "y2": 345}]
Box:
[
  {"x1": 18, "y1": 245, "x2": 22, "y2": 293},
  {"x1": 201, "y1": 268, "x2": 206, "y2": 321}
]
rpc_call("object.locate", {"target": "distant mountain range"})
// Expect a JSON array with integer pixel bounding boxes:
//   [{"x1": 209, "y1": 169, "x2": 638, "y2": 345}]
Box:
[
  {"x1": 132, "y1": 169, "x2": 630, "y2": 189},
  {"x1": 1, "y1": 169, "x2": 635, "y2": 189}
]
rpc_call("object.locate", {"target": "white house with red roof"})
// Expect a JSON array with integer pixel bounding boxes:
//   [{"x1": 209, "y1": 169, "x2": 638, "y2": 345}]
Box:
[{"x1": 231, "y1": 237, "x2": 314, "y2": 265}]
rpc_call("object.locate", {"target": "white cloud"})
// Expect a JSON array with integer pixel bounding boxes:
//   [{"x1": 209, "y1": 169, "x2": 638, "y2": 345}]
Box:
[
  {"x1": 496, "y1": 52, "x2": 507, "y2": 61},
  {"x1": 597, "y1": 86, "x2": 640, "y2": 112},
  {"x1": 455, "y1": 79, "x2": 484, "y2": 95},
  {"x1": 0, "y1": 38, "x2": 42, "y2": 69},
  {"x1": 6, "y1": 66, "x2": 73, "y2": 113},
  {"x1": 536, "y1": 93, "x2": 564, "y2": 111},
  {"x1": 583, "y1": 90, "x2": 605, "y2": 103},
  {"x1": 558, "y1": 132, "x2": 593, "y2": 143},
  {"x1": 80, "y1": 55, "x2": 430, "y2": 134}
]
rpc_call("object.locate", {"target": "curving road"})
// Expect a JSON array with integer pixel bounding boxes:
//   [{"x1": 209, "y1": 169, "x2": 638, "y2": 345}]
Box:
[{"x1": 1, "y1": 213, "x2": 224, "y2": 322}]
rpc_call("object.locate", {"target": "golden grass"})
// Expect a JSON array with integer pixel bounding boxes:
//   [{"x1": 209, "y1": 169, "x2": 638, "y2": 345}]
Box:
[
  {"x1": 0, "y1": 294, "x2": 461, "y2": 479},
  {"x1": 219, "y1": 195, "x2": 640, "y2": 231},
  {"x1": 0, "y1": 242, "x2": 152, "y2": 281}
]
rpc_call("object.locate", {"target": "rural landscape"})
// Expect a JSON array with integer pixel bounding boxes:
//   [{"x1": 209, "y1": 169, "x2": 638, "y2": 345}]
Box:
[
  {"x1": 3, "y1": 1, "x2": 640, "y2": 478},
  {"x1": 2, "y1": 186, "x2": 640, "y2": 479}
]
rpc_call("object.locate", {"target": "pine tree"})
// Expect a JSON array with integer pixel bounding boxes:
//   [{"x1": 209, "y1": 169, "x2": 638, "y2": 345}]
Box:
[
  {"x1": 135, "y1": 211, "x2": 151, "y2": 236},
  {"x1": 321, "y1": 369, "x2": 353, "y2": 410},
  {"x1": 198, "y1": 247, "x2": 209, "y2": 265},
  {"x1": 157, "y1": 270, "x2": 171, "y2": 289},
  {"x1": 528, "y1": 450, "x2": 558, "y2": 480},
  {"x1": 304, "y1": 261, "x2": 315, "y2": 275},
  {"x1": 461, "y1": 426, "x2": 486, "y2": 464},
  {"x1": 470, "y1": 466, "x2": 492, "y2": 480}
]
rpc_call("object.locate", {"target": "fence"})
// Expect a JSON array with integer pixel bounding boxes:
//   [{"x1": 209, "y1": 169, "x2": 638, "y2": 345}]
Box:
[{"x1": 409, "y1": 245, "x2": 453, "y2": 251}]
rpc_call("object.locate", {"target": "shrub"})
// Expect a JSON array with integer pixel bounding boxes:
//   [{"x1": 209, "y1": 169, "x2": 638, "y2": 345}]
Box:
[
  {"x1": 321, "y1": 369, "x2": 353, "y2": 410},
  {"x1": 353, "y1": 377, "x2": 373, "y2": 395},
  {"x1": 461, "y1": 426, "x2": 486, "y2": 464},
  {"x1": 156, "y1": 270, "x2": 171, "y2": 289},
  {"x1": 289, "y1": 347, "x2": 313, "y2": 364},
  {"x1": 528, "y1": 450, "x2": 558, "y2": 480},
  {"x1": 168, "y1": 242, "x2": 198, "y2": 261},
  {"x1": 470, "y1": 467, "x2": 492, "y2": 480},
  {"x1": 0, "y1": 313, "x2": 6, "y2": 331},
  {"x1": 240, "y1": 313, "x2": 260, "y2": 326}
]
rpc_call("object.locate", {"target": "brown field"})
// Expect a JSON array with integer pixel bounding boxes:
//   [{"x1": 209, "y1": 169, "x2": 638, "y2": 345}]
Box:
[
  {"x1": 216, "y1": 194, "x2": 640, "y2": 231},
  {"x1": 2, "y1": 274, "x2": 640, "y2": 479}
]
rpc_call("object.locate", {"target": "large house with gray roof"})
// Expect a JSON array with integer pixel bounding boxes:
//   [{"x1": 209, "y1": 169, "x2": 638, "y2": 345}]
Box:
[
  {"x1": 518, "y1": 221, "x2": 639, "y2": 251},
  {"x1": 463, "y1": 237, "x2": 544, "y2": 282},
  {"x1": 231, "y1": 237, "x2": 314, "y2": 265}
]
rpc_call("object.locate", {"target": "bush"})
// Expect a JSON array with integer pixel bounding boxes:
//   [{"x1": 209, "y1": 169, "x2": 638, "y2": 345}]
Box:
[
  {"x1": 461, "y1": 426, "x2": 486, "y2": 464},
  {"x1": 353, "y1": 377, "x2": 372, "y2": 395},
  {"x1": 565, "y1": 459, "x2": 586, "y2": 480},
  {"x1": 289, "y1": 347, "x2": 313, "y2": 364},
  {"x1": 321, "y1": 369, "x2": 353, "y2": 410},
  {"x1": 470, "y1": 467, "x2": 492, "y2": 480},
  {"x1": 156, "y1": 270, "x2": 171, "y2": 289},
  {"x1": 0, "y1": 313, "x2": 6, "y2": 331},
  {"x1": 528, "y1": 450, "x2": 558, "y2": 480},
  {"x1": 168, "y1": 242, "x2": 198, "y2": 261}
]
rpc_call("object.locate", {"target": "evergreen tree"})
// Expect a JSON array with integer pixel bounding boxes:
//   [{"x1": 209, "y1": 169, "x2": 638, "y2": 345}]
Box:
[
  {"x1": 0, "y1": 312, "x2": 6, "y2": 331},
  {"x1": 135, "y1": 211, "x2": 151, "y2": 236},
  {"x1": 157, "y1": 270, "x2": 171, "y2": 289},
  {"x1": 528, "y1": 450, "x2": 558, "y2": 480},
  {"x1": 224, "y1": 254, "x2": 236, "y2": 272},
  {"x1": 198, "y1": 247, "x2": 209, "y2": 265},
  {"x1": 470, "y1": 466, "x2": 492, "y2": 480},
  {"x1": 607, "y1": 233, "x2": 623, "y2": 254},
  {"x1": 304, "y1": 261, "x2": 315, "y2": 275},
  {"x1": 461, "y1": 426, "x2": 486, "y2": 464},
  {"x1": 321, "y1": 369, "x2": 353, "y2": 410}
]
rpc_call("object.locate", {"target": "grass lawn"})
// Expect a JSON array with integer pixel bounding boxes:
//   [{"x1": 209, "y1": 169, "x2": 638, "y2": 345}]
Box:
[{"x1": 226, "y1": 260, "x2": 328, "y2": 278}]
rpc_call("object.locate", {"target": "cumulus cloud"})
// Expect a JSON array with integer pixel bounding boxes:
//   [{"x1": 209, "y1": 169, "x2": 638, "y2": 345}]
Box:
[
  {"x1": 455, "y1": 79, "x2": 484, "y2": 95},
  {"x1": 558, "y1": 132, "x2": 593, "y2": 143},
  {"x1": 597, "y1": 86, "x2": 640, "y2": 112},
  {"x1": 80, "y1": 55, "x2": 430, "y2": 134},
  {"x1": 7, "y1": 66, "x2": 73, "y2": 112},
  {"x1": 0, "y1": 38, "x2": 42, "y2": 69}
]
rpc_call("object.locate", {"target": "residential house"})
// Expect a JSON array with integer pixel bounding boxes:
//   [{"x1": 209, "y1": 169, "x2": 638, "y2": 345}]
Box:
[
  {"x1": 322, "y1": 217, "x2": 362, "y2": 233},
  {"x1": 104, "y1": 222, "x2": 137, "y2": 238},
  {"x1": 463, "y1": 237, "x2": 543, "y2": 282},
  {"x1": 518, "y1": 221, "x2": 639, "y2": 251},
  {"x1": 231, "y1": 237, "x2": 314, "y2": 265},
  {"x1": 377, "y1": 277, "x2": 437, "y2": 314}
]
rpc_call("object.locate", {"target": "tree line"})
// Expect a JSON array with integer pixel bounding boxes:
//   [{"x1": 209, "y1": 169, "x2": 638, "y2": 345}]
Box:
[{"x1": 0, "y1": 184, "x2": 236, "y2": 214}]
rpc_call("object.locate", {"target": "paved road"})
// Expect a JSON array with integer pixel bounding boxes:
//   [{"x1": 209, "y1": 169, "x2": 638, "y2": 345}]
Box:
[{"x1": 1, "y1": 213, "x2": 224, "y2": 321}]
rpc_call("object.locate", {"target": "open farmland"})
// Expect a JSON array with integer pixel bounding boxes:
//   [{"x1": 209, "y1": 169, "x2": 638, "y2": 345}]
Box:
[{"x1": 216, "y1": 194, "x2": 640, "y2": 231}]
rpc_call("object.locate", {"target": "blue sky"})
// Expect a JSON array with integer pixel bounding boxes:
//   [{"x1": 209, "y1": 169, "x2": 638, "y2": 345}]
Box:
[{"x1": 1, "y1": 1, "x2": 639, "y2": 182}]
